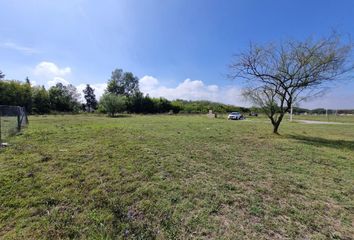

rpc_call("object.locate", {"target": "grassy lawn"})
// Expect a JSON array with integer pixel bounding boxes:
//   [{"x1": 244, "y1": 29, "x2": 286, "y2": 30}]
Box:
[{"x1": 0, "y1": 114, "x2": 353, "y2": 239}]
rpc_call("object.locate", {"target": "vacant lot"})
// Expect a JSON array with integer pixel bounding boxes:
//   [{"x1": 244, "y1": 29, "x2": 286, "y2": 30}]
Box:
[{"x1": 0, "y1": 115, "x2": 353, "y2": 239}]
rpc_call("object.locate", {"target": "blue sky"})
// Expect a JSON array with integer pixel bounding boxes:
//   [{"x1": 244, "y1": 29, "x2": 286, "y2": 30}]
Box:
[{"x1": 1, "y1": 0, "x2": 354, "y2": 108}]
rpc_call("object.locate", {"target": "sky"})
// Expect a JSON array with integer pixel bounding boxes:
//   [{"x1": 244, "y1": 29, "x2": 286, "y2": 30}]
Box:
[{"x1": 1, "y1": 0, "x2": 354, "y2": 109}]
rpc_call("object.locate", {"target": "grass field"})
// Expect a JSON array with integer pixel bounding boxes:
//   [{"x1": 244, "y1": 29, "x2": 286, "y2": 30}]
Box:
[{"x1": 0, "y1": 114, "x2": 353, "y2": 239}]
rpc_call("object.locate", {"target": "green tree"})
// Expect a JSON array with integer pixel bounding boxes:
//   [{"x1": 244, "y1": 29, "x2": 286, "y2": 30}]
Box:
[
  {"x1": 0, "y1": 70, "x2": 5, "y2": 80},
  {"x1": 126, "y1": 93, "x2": 175, "y2": 114},
  {"x1": 25, "y1": 77, "x2": 31, "y2": 85},
  {"x1": 107, "y1": 69, "x2": 140, "y2": 97},
  {"x1": 99, "y1": 93, "x2": 126, "y2": 116},
  {"x1": 126, "y1": 91, "x2": 144, "y2": 113},
  {"x1": 170, "y1": 99, "x2": 240, "y2": 114},
  {"x1": 24, "y1": 77, "x2": 32, "y2": 113},
  {"x1": 32, "y1": 86, "x2": 50, "y2": 114},
  {"x1": 83, "y1": 84, "x2": 98, "y2": 112},
  {"x1": 0, "y1": 80, "x2": 32, "y2": 112},
  {"x1": 229, "y1": 33, "x2": 353, "y2": 133},
  {"x1": 49, "y1": 83, "x2": 80, "y2": 112},
  {"x1": 152, "y1": 97, "x2": 173, "y2": 113},
  {"x1": 140, "y1": 94, "x2": 155, "y2": 113}
]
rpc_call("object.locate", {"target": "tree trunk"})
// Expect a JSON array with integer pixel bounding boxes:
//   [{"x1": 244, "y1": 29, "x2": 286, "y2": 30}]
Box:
[
  {"x1": 272, "y1": 122, "x2": 280, "y2": 134},
  {"x1": 272, "y1": 113, "x2": 285, "y2": 134}
]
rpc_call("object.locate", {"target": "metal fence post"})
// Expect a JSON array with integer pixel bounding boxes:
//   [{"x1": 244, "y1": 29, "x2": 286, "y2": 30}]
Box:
[
  {"x1": 0, "y1": 105, "x2": 28, "y2": 141},
  {"x1": 17, "y1": 114, "x2": 21, "y2": 132}
]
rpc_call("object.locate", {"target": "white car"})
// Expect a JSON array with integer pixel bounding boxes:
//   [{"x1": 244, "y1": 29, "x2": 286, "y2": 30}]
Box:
[{"x1": 228, "y1": 112, "x2": 244, "y2": 120}]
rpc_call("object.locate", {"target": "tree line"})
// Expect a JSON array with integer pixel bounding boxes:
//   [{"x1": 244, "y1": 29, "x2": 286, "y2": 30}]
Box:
[
  {"x1": 0, "y1": 69, "x2": 245, "y2": 115},
  {"x1": 0, "y1": 77, "x2": 82, "y2": 114},
  {"x1": 292, "y1": 107, "x2": 354, "y2": 115}
]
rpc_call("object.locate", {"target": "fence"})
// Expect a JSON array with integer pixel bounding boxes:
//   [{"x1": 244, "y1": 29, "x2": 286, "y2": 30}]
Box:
[{"x1": 0, "y1": 105, "x2": 28, "y2": 144}]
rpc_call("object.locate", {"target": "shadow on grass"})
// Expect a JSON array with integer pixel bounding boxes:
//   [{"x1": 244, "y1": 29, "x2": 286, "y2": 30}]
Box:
[
  {"x1": 288, "y1": 134, "x2": 354, "y2": 150},
  {"x1": 110, "y1": 114, "x2": 132, "y2": 118}
]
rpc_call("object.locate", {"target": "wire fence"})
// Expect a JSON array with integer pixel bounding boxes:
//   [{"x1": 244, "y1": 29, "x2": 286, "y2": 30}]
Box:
[{"x1": 0, "y1": 105, "x2": 28, "y2": 145}]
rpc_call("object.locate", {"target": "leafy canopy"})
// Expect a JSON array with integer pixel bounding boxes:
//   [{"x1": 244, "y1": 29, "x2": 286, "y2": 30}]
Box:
[{"x1": 107, "y1": 69, "x2": 140, "y2": 97}]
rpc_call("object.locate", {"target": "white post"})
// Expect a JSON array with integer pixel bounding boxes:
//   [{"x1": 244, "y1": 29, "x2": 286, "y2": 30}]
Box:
[
  {"x1": 335, "y1": 109, "x2": 337, "y2": 121},
  {"x1": 326, "y1": 108, "x2": 328, "y2": 121},
  {"x1": 290, "y1": 104, "x2": 293, "y2": 122}
]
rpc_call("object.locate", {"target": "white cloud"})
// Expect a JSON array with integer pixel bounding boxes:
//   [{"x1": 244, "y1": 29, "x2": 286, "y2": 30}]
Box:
[
  {"x1": 139, "y1": 75, "x2": 159, "y2": 91},
  {"x1": 30, "y1": 80, "x2": 37, "y2": 86},
  {"x1": 31, "y1": 61, "x2": 108, "y2": 103},
  {"x1": 34, "y1": 62, "x2": 71, "y2": 78},
  {"x1": 300, "y1": 87, "x2": 354, "y2": 109},
  {"x1": 139, "y1": 76, "x2": 245, "y2": 106},
  {"x1": 0, "y1": 41, "x2": 38, "y2": 55},
  {"x1": 47, "y1": 77, "x2": 70, "y2": 87},
  {"x1": 32, "y1": 61, "x2": 72, "y2": 88}
]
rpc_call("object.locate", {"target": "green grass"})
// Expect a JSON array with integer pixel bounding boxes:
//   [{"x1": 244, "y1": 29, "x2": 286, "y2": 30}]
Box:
[
  {"x1": 0, "y1": 116, "x2": 19, "y2": 142},
  {"x1": 0, "y1": 114, "x2": 353, "y2": 239}
]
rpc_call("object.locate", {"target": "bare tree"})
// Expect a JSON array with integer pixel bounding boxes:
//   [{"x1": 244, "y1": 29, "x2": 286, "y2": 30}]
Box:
[{"x1": 229, "y1": 34, "x2": 353, "y2": 134}]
